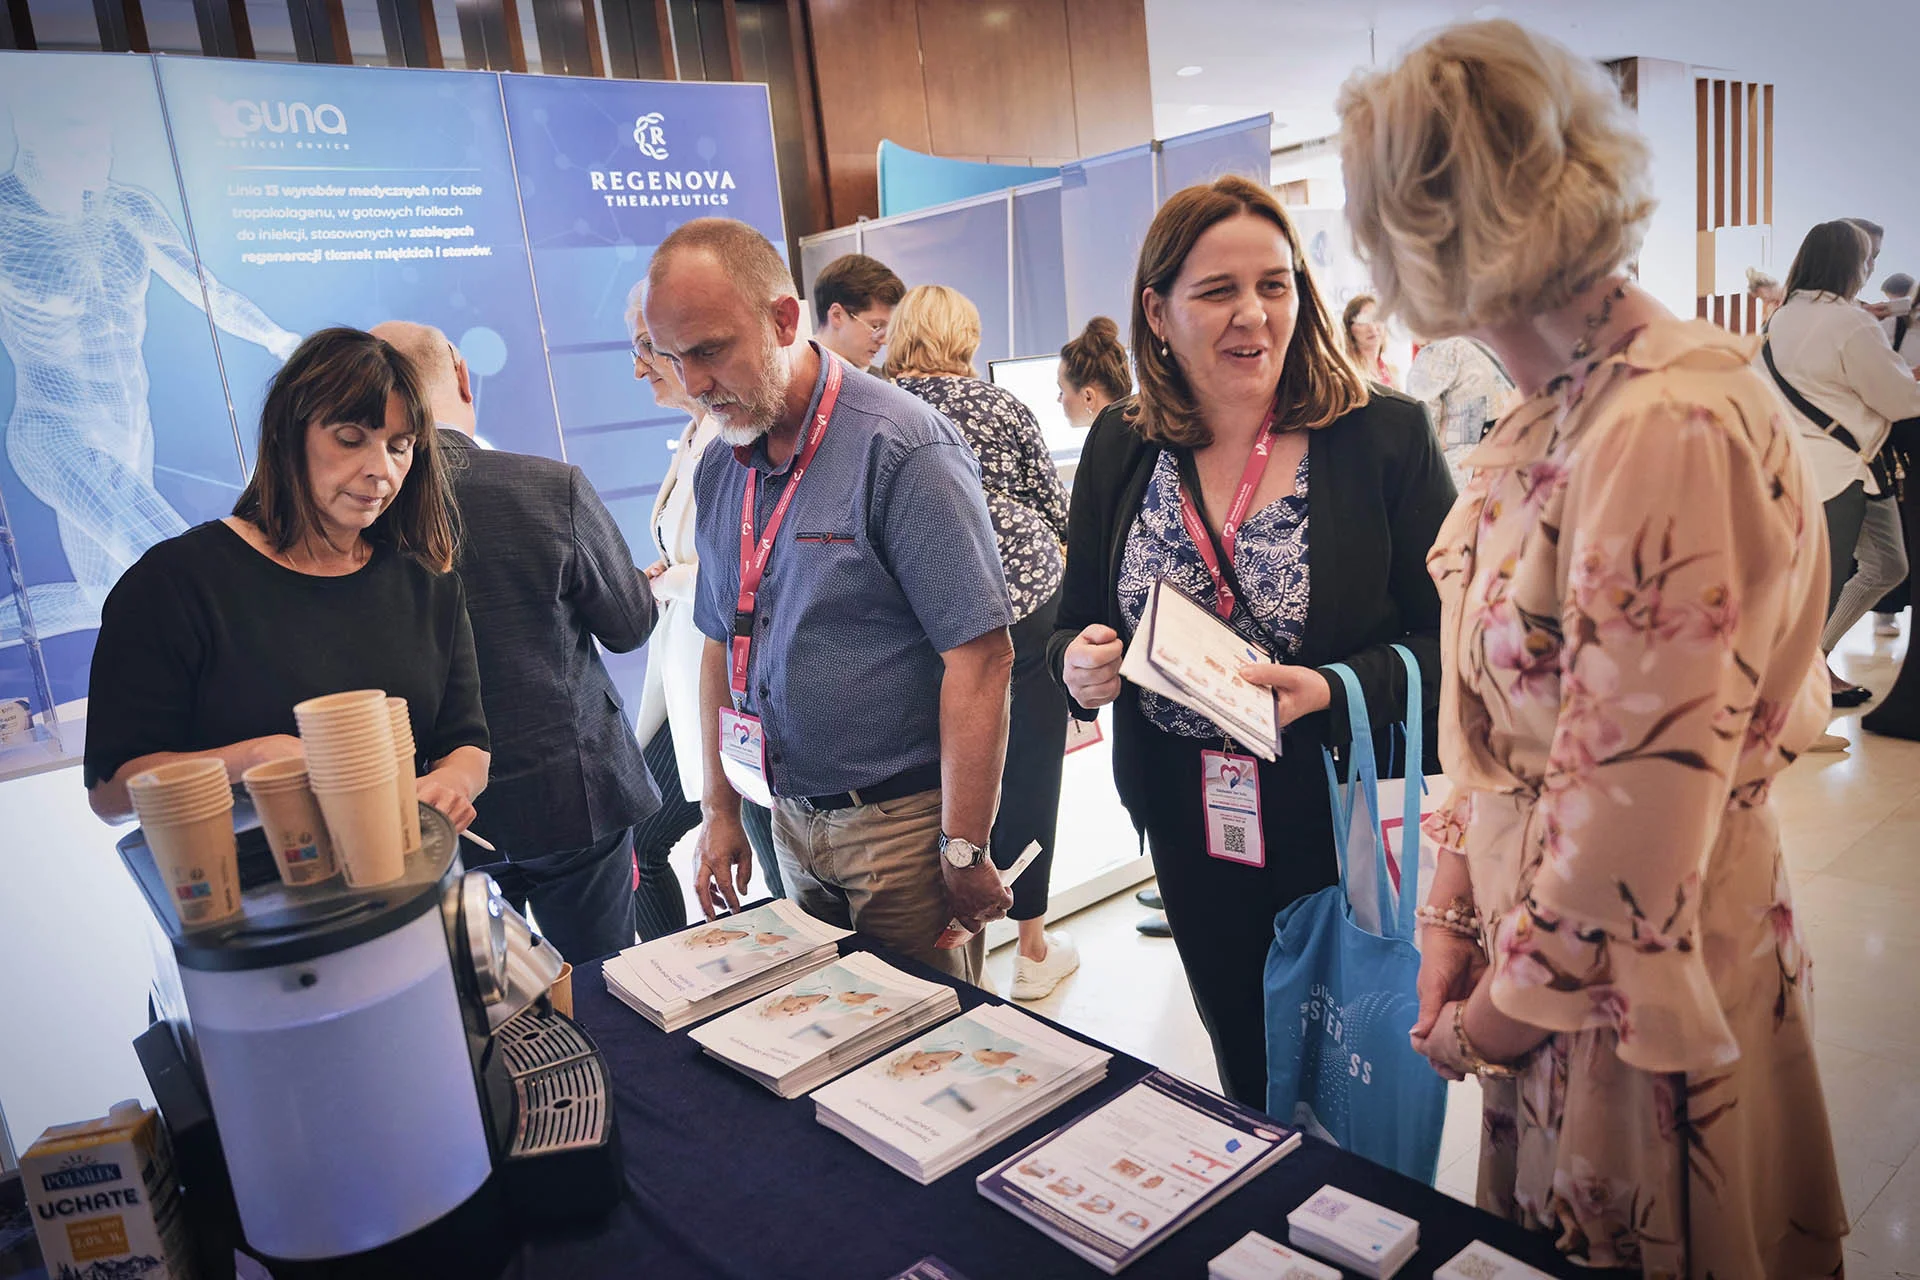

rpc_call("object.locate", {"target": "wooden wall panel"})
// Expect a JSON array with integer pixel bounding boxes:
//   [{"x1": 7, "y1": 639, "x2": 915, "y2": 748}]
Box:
[
  {"x1": 287, "y1": 0, "x2": 350, "y2": 61},
  {"x1": 1695, "y1": 72, "x2": 1774, "y2": 333},
  {"x1": 917, "y1": 0, "x2": 1077, "y2": 158},
  {"x1": 1065, "y1": 0, "x2": 1151, "y2": 155},
  {"x1": 94, "y1": 0, "x2": 150, "y2": 51},
  {"x1": 377, "y1": 0, "x2": 442, "y2": 65},
  {"x1": 532, "y1": 0, "x2": 605, "y2": 74},
  {"x1": 806, "y1": 0, "x2": 930, "y2": 225},
  {"x1": 2, "y1": 0, "x2": 35, "y2": 48},
  {"x1": 602, "y1": 0, "x2": 676, "y2": 78}
]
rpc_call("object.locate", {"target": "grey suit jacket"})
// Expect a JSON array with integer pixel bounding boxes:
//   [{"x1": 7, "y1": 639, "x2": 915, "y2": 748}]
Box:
[{"x1": 440, "y1": 428, "x2": 661, "y2": 856}]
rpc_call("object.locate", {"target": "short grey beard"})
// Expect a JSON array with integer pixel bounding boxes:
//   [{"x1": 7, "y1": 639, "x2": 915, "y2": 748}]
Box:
[
  {"x1": 703, "y1": 329, "x2": 791, "y2": 447},
  {"x1": 715, "y1": 419, "x2": 771, "y2": 447}
]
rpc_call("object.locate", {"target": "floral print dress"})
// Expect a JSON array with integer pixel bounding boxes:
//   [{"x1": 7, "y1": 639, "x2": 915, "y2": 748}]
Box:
[{"x1": 1423, "y1": 319, "x2": 1848, "y2": 1276}]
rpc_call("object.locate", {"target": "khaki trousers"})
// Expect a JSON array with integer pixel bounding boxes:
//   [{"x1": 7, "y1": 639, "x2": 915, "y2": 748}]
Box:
[{"x1": 771, "y1": 787, "x2": 984, "y2": 986}]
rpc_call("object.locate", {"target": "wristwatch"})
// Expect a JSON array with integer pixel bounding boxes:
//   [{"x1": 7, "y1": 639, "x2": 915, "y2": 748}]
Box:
[{"x1": 939, "y1": 833, "x2": 987, "y2": 869}]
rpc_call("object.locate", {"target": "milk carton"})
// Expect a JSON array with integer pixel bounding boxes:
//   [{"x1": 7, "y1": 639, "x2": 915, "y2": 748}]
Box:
[{"x1": 22, "y1": 1101, "x2": 197, "y2": 1280}]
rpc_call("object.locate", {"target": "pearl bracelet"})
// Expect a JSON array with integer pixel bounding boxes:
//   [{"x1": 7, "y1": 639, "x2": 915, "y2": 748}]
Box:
[{"x1": 1415, "y1": 897, "x2": 1481, "y2": 938}]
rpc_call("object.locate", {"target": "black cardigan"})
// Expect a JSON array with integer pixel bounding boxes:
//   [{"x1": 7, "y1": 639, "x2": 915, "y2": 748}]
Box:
[{"x1": 1046, "y1": 392, "x2": 1457, "y2": 814}]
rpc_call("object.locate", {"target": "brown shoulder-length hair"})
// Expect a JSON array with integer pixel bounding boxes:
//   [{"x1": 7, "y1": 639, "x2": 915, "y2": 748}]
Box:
[
  {"x1": 1128, "y1": 175, "x2": 1368, "y2": 447},
  {"x1": 233, "y1": 327, "x2": 456, "y2": 572}
]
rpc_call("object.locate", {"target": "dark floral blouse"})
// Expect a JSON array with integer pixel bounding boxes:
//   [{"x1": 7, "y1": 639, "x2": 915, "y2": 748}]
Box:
[{"x1": 895, "y1": 375, "x2": 1070, "y2": 622}]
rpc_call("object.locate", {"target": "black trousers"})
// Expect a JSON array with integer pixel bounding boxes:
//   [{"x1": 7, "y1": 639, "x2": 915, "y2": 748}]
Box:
[
  {"x1": 630, "y1": 723, "x2": 786, "y2": 940},
  {"x1": 993, "y1": 587, "x2": 1069, "y2": 921},
  {"x1": 1127, "y1": 722, "x2": 1338, "y2": 1107}
]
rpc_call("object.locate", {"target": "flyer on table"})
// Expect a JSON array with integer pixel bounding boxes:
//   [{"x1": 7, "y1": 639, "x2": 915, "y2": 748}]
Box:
[
  {"x1": 692, "y1": 952, "x2": 945, "y2": 1073},
  {"x1": 607, "y1": 899, "x2": 844, "y2": 1008}
]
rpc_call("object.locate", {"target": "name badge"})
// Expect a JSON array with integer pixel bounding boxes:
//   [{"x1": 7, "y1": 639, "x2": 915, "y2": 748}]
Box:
[
  {"x1": 717, "y1": 708, "x2": 775, "y2": 808},
  {"x1": 1201, "y1": 750, "x2": 1264, "y2": 868}
]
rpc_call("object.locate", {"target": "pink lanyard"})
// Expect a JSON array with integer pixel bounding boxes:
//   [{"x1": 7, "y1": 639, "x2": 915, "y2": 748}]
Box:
[
  {"x1": 729, "y1": 357, "x2": 844, "y2": 698},
  {"x1": 1176, "y1": 408, "x2": 1279, "y2": 620}
]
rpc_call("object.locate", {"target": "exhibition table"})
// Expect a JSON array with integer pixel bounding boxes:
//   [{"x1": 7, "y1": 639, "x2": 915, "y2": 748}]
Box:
[{"x1": 506, "y1": 938, "x2": 1586, "y2": 1280}]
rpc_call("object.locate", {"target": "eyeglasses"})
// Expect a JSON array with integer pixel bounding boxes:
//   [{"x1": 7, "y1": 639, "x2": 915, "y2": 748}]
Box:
[
  {"x1": 841, "y1": 308, "x2": 888, "y2": 342},
  {"x1": 631, "y1": 334, "x2": 657, "y2": 362}
]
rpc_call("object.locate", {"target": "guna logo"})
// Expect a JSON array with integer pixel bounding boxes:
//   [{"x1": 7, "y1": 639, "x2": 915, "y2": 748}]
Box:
[{"x1": 211, "y1": 98, "x2": 348, "y2": 140}]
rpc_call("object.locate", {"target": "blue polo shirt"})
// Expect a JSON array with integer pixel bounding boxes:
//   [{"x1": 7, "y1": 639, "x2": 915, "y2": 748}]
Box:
[{"x1": 692, "y1": 348, "x2": 1012, "y2": 798}]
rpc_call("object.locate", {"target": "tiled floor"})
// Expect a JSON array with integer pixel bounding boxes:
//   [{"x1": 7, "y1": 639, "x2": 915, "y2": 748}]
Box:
[{"x1": 984, "y1": 616, "x2": 1920, "y2": 1279}]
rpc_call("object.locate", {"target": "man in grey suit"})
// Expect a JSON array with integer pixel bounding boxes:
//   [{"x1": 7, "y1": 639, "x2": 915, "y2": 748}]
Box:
[{"x1": 374, "y1": 322, "x2": 661, "y2": 960}]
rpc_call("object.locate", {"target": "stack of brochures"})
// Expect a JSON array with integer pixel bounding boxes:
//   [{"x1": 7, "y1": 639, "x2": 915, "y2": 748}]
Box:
[
  {"x1": 1286, "y1": 1186, "x2": 1420, "y2": 1279},
  {"x1": 976, "y1": 1071, "x2": 1302, "y2": 1274},
  {"x1": 1209, "y1": 1232, "x2": 1339, "y2": 1280},
  {"x1": 1118, "y1": 578, "x2": 1280, "y2": 760},
  {"x1": 601, "y1": 899, "x2": 851, "y2": 1031},
  {"x1": 813, "y1": 1004, "x2": 1111, "y2": 1184},
  {"x1": 690, "y1": 952, "x2": 961, "y2": 1098},
  {"x1": 1433, "y1": 1241, "x2": 1553, "y2": 1279}
]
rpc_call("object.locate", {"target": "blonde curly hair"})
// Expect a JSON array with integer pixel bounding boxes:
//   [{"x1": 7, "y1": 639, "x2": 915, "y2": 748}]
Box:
[{"x1": 1336, "y1": 20, "x2": 1655, "y2": 338}]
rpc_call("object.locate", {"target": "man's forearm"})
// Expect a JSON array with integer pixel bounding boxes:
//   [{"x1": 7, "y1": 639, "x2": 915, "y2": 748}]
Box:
[
  {"x1": 698, "y1": 638, "x2": 743, "y2": 823},
  {"x1": 938, "y1": 629, "x2": 1015, "y2": 845}
]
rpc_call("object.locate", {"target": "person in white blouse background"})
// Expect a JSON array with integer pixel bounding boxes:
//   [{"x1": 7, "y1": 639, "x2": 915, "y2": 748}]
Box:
[
  {"x1": 1762, "y1": 219, "x2": 1920, "y2": 739},
  {"x1": 625, "y1": 282, "x2": 783, "y2": 937}
]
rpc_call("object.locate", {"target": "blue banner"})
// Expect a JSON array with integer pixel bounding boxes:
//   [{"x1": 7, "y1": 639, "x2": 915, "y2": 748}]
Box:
[
  {"x1": 0, "y1": 51, "x2": 243, "y2": 727},
  {"x1": 156, "y1": 57, "x2": 562, "y2": 464},
  {"x1": 500, "y1": 75, "x2": 786, "y2": 547}
]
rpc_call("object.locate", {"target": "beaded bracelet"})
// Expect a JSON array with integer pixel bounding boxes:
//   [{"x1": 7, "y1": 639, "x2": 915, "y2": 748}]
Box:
[
  {"x1": 1415, "y1": 897, "x2": 1481, "y2": 940},
  {"x1": 1453, "y1": 1001, "x2": 1520, "y2": 1080}
]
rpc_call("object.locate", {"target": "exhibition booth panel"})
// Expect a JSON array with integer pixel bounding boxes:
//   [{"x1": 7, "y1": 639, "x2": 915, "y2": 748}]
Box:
[
  {"x1": 876, "y1": 140, "x2": 1058, "y2": 218},
  {"x1": 0, "y1": 51, "x2": 787, "y2": 773}
]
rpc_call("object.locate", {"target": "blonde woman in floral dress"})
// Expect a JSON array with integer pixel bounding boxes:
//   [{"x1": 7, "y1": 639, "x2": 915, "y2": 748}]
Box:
[{"x1": 1339, "y1": 21, "x2": 1847, "y2": 1277}]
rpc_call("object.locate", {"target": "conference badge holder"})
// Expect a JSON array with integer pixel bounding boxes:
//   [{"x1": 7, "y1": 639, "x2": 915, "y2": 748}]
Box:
[{"x1": 717, "y1": 708, "x2": 775, "y2": 809}]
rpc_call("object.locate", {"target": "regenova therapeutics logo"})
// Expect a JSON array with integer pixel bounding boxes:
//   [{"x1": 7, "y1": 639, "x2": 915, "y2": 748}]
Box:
[
  {"x1": 633, "y1": 112, "x2": 668, "y2": 161},
  {"x1": 590, "y1": 109, "x2": 737, "y2": 210}
]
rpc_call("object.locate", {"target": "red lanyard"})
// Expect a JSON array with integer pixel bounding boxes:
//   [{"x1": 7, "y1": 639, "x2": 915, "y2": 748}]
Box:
[
  {"x1": 1176, "y1": 409, "x2": 1279, "y2": 620},
  {"x1": 730, "y1": 357, "x2": 844, "y2": 698}
]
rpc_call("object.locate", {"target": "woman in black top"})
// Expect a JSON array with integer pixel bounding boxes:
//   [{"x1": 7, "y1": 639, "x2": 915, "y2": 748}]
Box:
[
  {"x1": 887, "y1": 284, "x2": 1080, "y2": 1001},
  {"x1": 85, "y1": 327, "x2": 490, "y2": 830},
  {"x1": 1047, "y1": 177, "x2": 1455, "y2": 1105}
]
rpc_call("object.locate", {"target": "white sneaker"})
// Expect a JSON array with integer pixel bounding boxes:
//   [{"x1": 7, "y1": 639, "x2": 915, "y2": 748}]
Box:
[
  {"x1": 1011, "y1": 931, "x2": 1081, "y2": 1001},
  {"x1": 1875, "y1": 612, "x2": 1902, "y2": 638}
]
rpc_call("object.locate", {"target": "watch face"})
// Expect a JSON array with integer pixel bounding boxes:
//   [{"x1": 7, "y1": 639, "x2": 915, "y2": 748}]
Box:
[{"x1": 943, "y1": 838, "x2": 978, "y2": 868}]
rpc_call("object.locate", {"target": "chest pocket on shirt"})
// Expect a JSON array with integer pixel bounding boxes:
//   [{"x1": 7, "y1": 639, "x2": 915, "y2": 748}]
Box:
[{"x1": 793, "y1": 532, "x2": 856, "y2": 545}]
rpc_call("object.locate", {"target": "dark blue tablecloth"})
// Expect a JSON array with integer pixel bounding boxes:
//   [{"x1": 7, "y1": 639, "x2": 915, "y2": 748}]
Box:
[{"x1": 507, "y1": 938, "x2": 1584, "y2": 1280}]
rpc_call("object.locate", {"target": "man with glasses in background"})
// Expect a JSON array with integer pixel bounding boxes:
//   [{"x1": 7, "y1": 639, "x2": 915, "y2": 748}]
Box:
[{"x1": 812, "y1": 253, "x2": 905, "y2": 376}]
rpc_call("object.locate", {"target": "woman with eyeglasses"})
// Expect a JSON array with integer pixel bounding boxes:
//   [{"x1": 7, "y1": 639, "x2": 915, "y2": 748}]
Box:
[{"x1": 624, "y1": 282, "x2": 783, "y2": 939}]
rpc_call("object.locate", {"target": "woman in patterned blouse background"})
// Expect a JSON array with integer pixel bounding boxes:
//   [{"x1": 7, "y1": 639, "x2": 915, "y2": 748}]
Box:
[
  {"x1": 1339, "y1": 19, "x2": 1846, "y2": 1275},
  {"x1": 888, "y1": 286, "x2": 1081, "y2": 1001}
]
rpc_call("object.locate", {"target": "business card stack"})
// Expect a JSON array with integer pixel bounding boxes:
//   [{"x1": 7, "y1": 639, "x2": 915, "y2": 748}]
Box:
[
  {"x1": 814, "y1": 1003, "x2": 1111, "y2": 1184},
  {"x1": 601, "y1": 899, "x2": 851, "y2": 1031},
  {"x1": 690, "y1": 952, "x2": 961, "y2": 1097},
  {"x1": 1285, "y1": 1186, "x2": 1419, "y2": 1279},
  {"x1": 1434, "y1": 1240, "x2": 1556, "y2": 1279},
  {"x1": 1210, "y1": 1232, "x2": 1341, "y2": 1280}
]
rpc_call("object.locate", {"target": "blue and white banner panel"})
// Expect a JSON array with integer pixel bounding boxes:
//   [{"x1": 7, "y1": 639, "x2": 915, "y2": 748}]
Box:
[
  {"x1": 0, "y1": 51, "x2": 242, "y2": 728},
  {"x1": 156, "y1": 58, "x2": 562, "y2": 464},
  {"x1": 501, "y1": 75, "x2": 785, "y2": 545}
]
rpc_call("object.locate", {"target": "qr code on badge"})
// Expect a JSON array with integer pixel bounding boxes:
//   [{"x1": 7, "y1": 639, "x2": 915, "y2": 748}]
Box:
[
  {"x1": 1302, "y1": 1192, "x2": 1348, "y2": 1221},
  {"x1": 1447, "y1": 1256, "x2": 1502, "y2": 1280},
  {"x1": 1224, "y1": 824, "x2": 1246, "y2": 855}
]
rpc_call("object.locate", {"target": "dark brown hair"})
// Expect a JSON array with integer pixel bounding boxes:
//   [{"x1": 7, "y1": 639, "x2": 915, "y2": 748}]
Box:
[
  {"x1": 1785, "y1": 220, "x2": 1871, "y2": 300},
  {"x1": 1059, "y1": 316, "x2": 1130, "y2": 401},
  {"x1": 811, "y1": 253, "x2": 905, "y2": 324},
  {"x1": 1128, "y1": 175, "x2": 1368, "y2": 446},
  {"x1": 233, "y1": 327, "x2": 456, "y2": 573}
]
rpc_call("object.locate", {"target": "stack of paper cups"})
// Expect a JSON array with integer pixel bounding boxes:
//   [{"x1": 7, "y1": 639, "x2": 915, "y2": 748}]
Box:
[
  {"x1": 294, "y1": 690, "x2": 404, "y2": 887},
  {"x1": 386, "y1": 696, "x2": 422, "y2": 855},
  {"x1": 127, "y1": 759, "x2": 242, "y2": 927},
  {"x1": 240, "y1": 756, "x2": 339, "y2": 886}
]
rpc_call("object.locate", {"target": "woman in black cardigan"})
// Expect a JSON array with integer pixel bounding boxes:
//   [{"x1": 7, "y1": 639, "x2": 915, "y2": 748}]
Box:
[{"x1": 1047, "y1": 176, "x2": 1456, "y2": 1105}]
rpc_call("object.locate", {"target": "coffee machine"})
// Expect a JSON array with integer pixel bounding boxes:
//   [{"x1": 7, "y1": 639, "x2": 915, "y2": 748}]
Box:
[{"x1": 120, "y1": 802, "x2": 621, "y2": 1276}]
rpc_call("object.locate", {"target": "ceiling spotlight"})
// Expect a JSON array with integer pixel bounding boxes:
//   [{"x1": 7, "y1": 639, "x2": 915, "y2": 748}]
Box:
[{"x1": 1176, "y1": 65, "x2": 1203, "y2": 77}]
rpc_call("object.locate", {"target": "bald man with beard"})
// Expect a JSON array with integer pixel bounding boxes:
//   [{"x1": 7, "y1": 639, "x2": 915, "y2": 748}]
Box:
[{"x1": 373, "y1": 321, "x2": 661, "y2": 960}]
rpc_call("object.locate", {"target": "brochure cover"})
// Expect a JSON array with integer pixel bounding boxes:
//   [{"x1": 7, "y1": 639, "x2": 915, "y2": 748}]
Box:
[
  {"x1": 814, "y1": 1004, "x2": 1110, "y2": 1178},
  {"x1": 604, "y1": 899, "x2": 847, "y2": 1012},
  {"x1": 691, "y1": 952, "x2": 953, "y2": 1088},
  {"x1": 978, "y1": 1071, "x2": 1302, "y2": 1274}
]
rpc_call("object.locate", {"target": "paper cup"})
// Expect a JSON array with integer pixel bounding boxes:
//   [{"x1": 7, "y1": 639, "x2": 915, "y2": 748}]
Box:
[
  {"x1": 385, "y1": 699, "x2": 422, "y2": 855},
  {"x1": 242, "y1": 761, "x2": 339, "y2": 887},
  {"x1": 142, "y1": 807, "x2": 242, "y2": 928},
  {"x1": 293, "y1": 689, "x2": 388, "y2": 723},
  {"x1": 128, "y1": 759, "x2": 231, "y2": 822},
  {"x1": 313, "y1": 777, "x2": 406, "y2": 887},
  {"x1": 548, "y1": 963, "x2": 574, "y2": 1019}
]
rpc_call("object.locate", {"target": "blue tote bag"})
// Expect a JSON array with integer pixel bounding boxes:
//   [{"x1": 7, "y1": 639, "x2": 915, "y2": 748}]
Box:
[{"x1": 1262, "y1": 645, "x2": 1447, "y2": 1182}]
